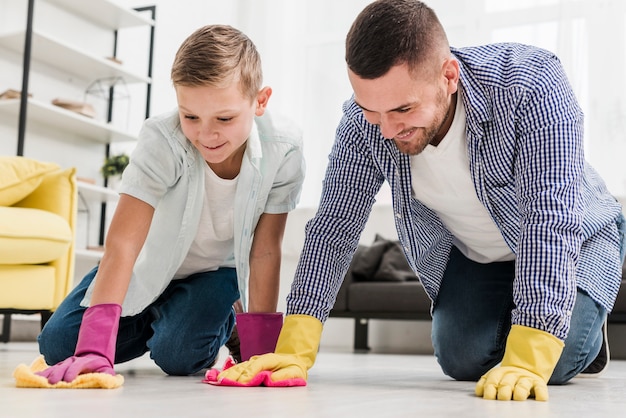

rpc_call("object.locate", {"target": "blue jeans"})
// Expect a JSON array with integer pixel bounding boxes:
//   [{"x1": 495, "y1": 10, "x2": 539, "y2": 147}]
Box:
[
  {"x1": 38, "y1": 266, "x2": 240, "y2": 376},
  {"x1": 431, "y1": 246, "x2": 611, "y2": 385}
]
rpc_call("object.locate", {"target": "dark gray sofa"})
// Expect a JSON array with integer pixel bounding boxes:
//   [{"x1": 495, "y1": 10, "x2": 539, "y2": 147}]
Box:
[{"x1": 329, "y1": 237, "x2": 626, "y2": 351}]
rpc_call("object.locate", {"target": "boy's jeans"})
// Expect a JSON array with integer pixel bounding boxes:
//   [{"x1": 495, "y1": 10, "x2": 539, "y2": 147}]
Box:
[{"x1": 38, "y1": 266, "x2": 239, "y2": 376}]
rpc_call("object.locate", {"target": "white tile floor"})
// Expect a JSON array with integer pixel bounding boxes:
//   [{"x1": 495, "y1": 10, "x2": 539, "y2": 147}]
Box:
[{"x1": 2, "y1": 342, "x2": 626, "y2": 418}]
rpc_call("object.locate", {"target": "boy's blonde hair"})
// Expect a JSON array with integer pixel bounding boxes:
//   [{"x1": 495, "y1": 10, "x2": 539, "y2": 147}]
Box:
[{"x1": 171, "y1": 25, "x2": 262, "y2": 100}]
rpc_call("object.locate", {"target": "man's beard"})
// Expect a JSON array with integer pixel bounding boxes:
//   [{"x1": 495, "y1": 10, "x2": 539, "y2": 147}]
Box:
[
  {"x1": 393, "y1": 124, "x2": 442, "y2": 155},
  {"x1": 393, "y1": 90, "x2": 450, "y2": 156}
]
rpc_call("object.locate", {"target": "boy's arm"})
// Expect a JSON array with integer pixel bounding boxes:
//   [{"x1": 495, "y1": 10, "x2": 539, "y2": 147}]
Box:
[
  {"x1": 91, "y1": 194, "x2": 155, "y2": 305},
  {"x1": 36, "y1": 194, "x2": 154, "y2": 384},
  {"x1": 247, "y1": 212, "x2": 287, "y2": 312}
]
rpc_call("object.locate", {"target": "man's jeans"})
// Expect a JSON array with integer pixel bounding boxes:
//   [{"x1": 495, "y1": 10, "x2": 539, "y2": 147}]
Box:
[
  {"x1": 38, "y1": 266, "x2": 239, "y2": 376},
  {"x1": 431, "y1": 236, "x2": 620, "y2": 385}
]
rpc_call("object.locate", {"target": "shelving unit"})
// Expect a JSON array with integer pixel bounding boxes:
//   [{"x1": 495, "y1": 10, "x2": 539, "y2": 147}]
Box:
[
  {"x1": 0, "y1": 0, "x2": 155, "y2": 262},
  {"x1": 0, "y1": 98, "x2": 136, "y2": 143},
  {"x1": 74, "y1": 182, "x2": 119, "y2": 268},
  {"x1": 6, "y1": 0, "x2": 156, "y2": 155},
  {"x1": 0, "y1": 30, "x2": 150, "y2": 84},
  {"x1": 77, "y1": 181, "x2": 120, "y2": 203},
  {"x1": 45, "y1": 0, "x2": 154, "y2": 29}
]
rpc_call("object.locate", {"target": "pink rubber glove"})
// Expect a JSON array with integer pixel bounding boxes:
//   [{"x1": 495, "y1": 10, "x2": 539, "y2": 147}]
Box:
[
  {"x1": 236, "y1": 312, "x2": 283, "y2": 362},
  {"x1": 37, "y1": 304, "x2": 121, "y2": 384}
]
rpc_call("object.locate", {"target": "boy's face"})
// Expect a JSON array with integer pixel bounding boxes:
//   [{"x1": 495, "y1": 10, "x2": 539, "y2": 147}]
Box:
[{"x1": 175, "y1": 82, "x2": 271, "y2": 173}]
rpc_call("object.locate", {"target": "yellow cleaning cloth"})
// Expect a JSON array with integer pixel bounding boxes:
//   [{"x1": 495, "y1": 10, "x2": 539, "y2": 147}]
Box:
[{"x1": 13, "y1": 356, "x2": 124, "y2": 389}]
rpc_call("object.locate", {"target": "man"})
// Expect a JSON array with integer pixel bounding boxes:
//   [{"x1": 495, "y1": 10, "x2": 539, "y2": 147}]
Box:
[{"x1": 217, "y1": 0, "x2": 625, "y2": 401}]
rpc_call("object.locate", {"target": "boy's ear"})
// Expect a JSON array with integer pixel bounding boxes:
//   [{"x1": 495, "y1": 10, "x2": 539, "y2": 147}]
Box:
[{"x1": 255, "y1": 86, "x2": 272, "y2": 116}]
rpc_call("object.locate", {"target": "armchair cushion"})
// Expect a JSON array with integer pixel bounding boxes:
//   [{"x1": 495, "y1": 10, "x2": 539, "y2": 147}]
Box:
[
  {"x1": 0, "y1": 206, "x2": 72, "y2": 264},
  {"x1": 0, "y1": 156, "x2": 60, "y2": 206}
]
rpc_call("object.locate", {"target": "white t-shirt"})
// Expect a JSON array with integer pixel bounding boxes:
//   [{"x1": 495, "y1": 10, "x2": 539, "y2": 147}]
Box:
[
  {"x1": 174, "y1": 162, "x2": 237, "y2": 279},
  {"x1": 410, "y1": 90, "x2": 515, "y2": 263}
]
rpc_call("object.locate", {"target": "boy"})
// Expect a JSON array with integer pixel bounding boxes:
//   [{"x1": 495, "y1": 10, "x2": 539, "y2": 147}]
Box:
[{"x1": 35, "y1": 24, "x2": 305, "y2": 383}]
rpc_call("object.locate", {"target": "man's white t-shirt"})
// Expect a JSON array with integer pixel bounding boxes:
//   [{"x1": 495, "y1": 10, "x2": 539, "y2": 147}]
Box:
[{"x1": 410, "y1": 90, "x2": 515, "y2": 263}]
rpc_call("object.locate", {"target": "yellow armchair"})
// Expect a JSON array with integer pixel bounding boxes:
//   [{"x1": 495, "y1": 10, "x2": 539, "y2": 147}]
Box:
[{"x1": 0, "y1": 156, "x2": 77, "y2": 342}]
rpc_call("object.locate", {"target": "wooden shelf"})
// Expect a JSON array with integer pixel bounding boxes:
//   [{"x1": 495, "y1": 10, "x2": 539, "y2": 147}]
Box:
[
  {"x1": 77, "y1": 181, "x2": 120, "y2": 203},
  {"x1": 0, "y1": 98, "x2": 136, "y2": 143},
  {"x1": 75, "y1": 248, "x2": 105, "y2": 262},
  {"x1": 44, "y1": 0, "x2": 154, "y2": 29},
  {"x1": 0, "y1": 30, "x2": 151, "y2": 84}
]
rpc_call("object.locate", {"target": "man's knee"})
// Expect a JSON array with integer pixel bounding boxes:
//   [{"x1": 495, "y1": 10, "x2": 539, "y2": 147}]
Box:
[{"x1": 433, "y1": 332, "x2": 502, "y2": 381}]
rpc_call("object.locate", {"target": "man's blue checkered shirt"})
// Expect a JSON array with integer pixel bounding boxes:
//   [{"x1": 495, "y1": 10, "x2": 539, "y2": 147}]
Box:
[{"x1": 287, "y1": 43, "x2": 623, "y2": 340}]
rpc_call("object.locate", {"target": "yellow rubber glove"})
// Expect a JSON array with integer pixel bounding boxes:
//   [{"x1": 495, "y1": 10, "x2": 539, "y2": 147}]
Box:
[
  {"x1": 475, "y1": 325, "x2": 564, "y2": 401},
  {"x1": 218, "y1": 314, "x2": 323, "y2": 384}
]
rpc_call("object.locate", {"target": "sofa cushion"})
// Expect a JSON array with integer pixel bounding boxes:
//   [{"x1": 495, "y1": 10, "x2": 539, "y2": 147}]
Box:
[
  {"x1": 0, "y1": 157, "x2": 60, "y2": 206},
  {"x1": 0, "y1": 206, "x2": 72, "y2": 264},
  {"x1": 348, "y1": 281, "x2": 431, "y2": 313},
  {"x1": 353, "y1": 235, "x2": 417, "y2": 282},
  {"x1": 372, "y1": 241, "x2": 417, "y2": 281},
  {"x1": 351, "y1": 236, "x2": 393, "y2": 281}
]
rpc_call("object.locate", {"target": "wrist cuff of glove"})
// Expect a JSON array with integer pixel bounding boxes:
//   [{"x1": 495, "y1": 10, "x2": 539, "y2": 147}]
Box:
[
  {"x1": 502, "y1": 325, "x2": 564, "y2": 381},
  {"x1": 75, "y1": 303, "x2": 122, "y2": 360},
  {"x1": 275, "y1": 315, "x2": 323, "y2": 365}
]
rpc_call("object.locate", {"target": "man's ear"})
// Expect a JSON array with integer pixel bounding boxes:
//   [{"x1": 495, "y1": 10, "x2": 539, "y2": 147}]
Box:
[
  {"x1": 255, "y1": 86, "x2": 272, "y2": 116},
  {"x1": 442, "y1": 58, "x2": 459, "y2": 95}
]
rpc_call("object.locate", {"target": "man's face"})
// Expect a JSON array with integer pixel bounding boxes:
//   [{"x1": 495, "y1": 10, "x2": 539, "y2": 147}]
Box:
[{"x1": 348, "y1": 61, "x2": 458, "y2": 155}]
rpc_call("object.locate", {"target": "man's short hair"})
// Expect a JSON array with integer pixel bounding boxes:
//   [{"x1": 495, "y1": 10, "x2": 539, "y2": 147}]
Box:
[{"x1": 346, "y1": 0, "x2": 449, "y2": 79}]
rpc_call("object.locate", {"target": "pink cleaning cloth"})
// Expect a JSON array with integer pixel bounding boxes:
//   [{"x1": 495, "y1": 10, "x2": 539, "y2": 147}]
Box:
[{"x1": 203, "y1": 357, "x2": 306, "y2": 387}]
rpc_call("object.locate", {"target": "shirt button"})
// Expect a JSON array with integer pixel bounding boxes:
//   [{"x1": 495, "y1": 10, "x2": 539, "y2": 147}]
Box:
[{"x1": 395, "y1": 212, "x2": 401, "y2": 218}]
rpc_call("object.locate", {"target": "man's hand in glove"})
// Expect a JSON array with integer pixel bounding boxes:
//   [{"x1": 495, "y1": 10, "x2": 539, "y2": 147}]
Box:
[
  {"x1": 209, "y1": 314, "x2": 322, "y2": 386},
  {"x1": 475, "y1": 325, "x2": 564, "y2": 401}
]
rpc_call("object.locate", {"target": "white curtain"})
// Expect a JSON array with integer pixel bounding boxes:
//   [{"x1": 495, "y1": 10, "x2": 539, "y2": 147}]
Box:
[
  {"x1": 234, "y1": 0, "x2": 626, "y2": 205},
  {"x1": 121, "y1": 0, "x2": 626, "y2": 205}
]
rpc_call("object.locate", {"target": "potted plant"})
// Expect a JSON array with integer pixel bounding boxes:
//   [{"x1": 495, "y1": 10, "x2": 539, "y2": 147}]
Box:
[{"x1": 100, "y1": 153, "x2": 129, "y2": 188}]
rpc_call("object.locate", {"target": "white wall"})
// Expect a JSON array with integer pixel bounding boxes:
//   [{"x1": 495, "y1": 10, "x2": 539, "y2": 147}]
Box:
[{"x1": 122, "y1": 0, "x2": 626, "y2": 207}]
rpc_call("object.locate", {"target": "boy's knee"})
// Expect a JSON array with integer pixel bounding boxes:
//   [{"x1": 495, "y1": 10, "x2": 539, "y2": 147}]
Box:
[
  {"x1": 151, "y1": 348, "x2": 217, "y2": 376},
  {"x1": 37, "y1": 324, "x2": 76, "y2": 365},
  {"x1": 149, "y1": 334, "x2": 219, "y2": 376}
]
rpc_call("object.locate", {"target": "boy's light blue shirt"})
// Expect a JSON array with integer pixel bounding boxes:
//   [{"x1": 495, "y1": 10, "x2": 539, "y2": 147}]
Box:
[{"x1": 81, "y1": 109, "x2": 305, "y2": 316}]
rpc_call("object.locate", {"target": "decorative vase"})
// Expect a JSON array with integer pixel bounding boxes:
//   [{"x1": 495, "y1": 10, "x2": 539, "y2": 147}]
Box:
[{"x1": 106, "y1": 175, "x2": 122, "y2": 190}]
